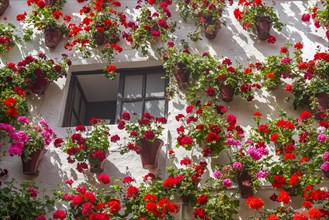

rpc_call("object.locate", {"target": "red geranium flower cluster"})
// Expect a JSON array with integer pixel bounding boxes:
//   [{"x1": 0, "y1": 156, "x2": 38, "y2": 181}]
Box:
[
  {"x1": 118, "y1": 112, "x2": 167, "y2": 155},
  {"x1": 246, "y1": 196, "x2": 264, "y2": 210}
]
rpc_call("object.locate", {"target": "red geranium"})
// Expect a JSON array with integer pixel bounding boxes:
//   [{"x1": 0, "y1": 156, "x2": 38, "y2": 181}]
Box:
[{"x1": 246, "y1": 197, "x2": 264, "y2": 210}]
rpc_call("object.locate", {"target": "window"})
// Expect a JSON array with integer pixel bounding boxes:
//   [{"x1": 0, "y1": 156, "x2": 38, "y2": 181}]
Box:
[{"x1": 63, "y1": 66, "x2": 168, "y2": 127}]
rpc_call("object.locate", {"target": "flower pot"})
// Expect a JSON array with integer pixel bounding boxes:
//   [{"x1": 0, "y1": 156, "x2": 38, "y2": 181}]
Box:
[
  {"x1": 88, "y1": 155, "x2": 107, "y2": 174},
  {"x1": 44, "y1": 27, "x2": 63, "y2": 49},
  {"x1": 175, "y1": 63, "x2": 190, "y2": 90},
  {"x1": 180, "y1": 194, "x2": 194, "y2": 205},
  {"x1": 21, "y1": 149, "x2": 47, "y2": 175},
  {"x1": 255, "y1": 16, "x2": 272, "y2": 41},
  {"x1": 312, "y1": 93, "x2": 329, "y2": 120},
  {"x1": 237, "y1": 171, "x2": 254, "y2": 199},
  {"x1": 31, "y1": 77, "x2": 49, "y2": 95},
  {"x1": 93, "y1": 32, "x2": 105, "y2": 45},
  {"x1": 267, "y1": 83, "x2": 279, "y2": 91},
  {"x1": 203, "y1": 18, "x2": 221, "y2": 40},
  {"x1": 0, "y1": 0, "x2": 9, "y2": 16},
  {"x1": 219, "y1": 83, "x2": 234, "y2": 102},
  {"x1": 322, "y1": 170, "x2": 329, "y2": 179},
  {"x1": 285, "y1": 187, "x2": 297, "y2": 197},
  {"x1": 45, "y1": 0, "x2": 56, "y2": 6},
  {"x1": 139, "y1": 138, "x2": 164, "y2": 170}
]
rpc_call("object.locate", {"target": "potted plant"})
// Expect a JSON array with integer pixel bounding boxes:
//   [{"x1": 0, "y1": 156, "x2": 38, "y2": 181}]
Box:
[
  {"x1": 0, "y1": 0, "x2": 9, "y2": 16},
  {"x1": 256, "y1": 43, "x2": 301, "y2": 91},
  {"x1": 184, "y1": 56, "x2": 261, "y2": 104},
  {"x1": 192, "y1": 191, "x2": 239, "y2": 220},
  {"x1": 165, "y1": 158, "x2": 207, "y2": 205},
  {"x1": 161, "y1": 42, "x2": 208, "y2": 92},
  {"x1": 61, "y1": 118, "x2": 111, "y2": 173},
  {"x1": 16, "y1": 53, "x2": 69, "y2": 95},
  {"x1": 53, "y1": 175, "x2": 125, "y2": 219},
  {"x1": 0, "y1": 22, "x2": 19, "y2": 55},
  {"x1": 66, "y1": 0, "x2": 124, "y2": 80},
  {"x1": 0, "y1": 179, "x2": 55, "y2": 219},
  {"x1": 286, "y1": 45, "x2": 329, "y2": 120},
  {"x1": 176, "y1": 104, "x2": 243, "y2": 157},
  {"x1": 2, "y1": 116, "x2": 57, "y2": 175},
  {"x1": 128, "y1": 6, "x2": 176, "y2": 56},
  {"x1": 18, "y1": 0, "x2": 69, "y2": 48},
  {"x1": 252, "y1": 111, "x2": 328, "y2": 197},
  {"x1": 0, "y1": 89, "x2": 28, "y2": 126},
  {"x1": 177, "y1": 0, "x2": 233, "y2": 40},
  {"x1": 195, "y1": 0, "x2": 232, "y2": 40},
  {"x1": 234, "y1": 0, "x2": 283, "y2": 41},
  {"x1": 302, "y1": 0, "x2": 329, "y2": 40},
  {"x1": 123, "y1": 180, "x2": 180, "y2": 219},
  {"x1": 118, "y1": 112, "x2": 167, "y2": 170}
]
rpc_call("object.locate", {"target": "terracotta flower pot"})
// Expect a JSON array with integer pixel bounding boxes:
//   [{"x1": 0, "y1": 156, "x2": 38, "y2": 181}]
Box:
[
  {"x1": 267, "y1": 83, "x2": 279, "y2": 91},
  {"x1": 0, "y1": 0, "x2": 9, "y2": 16},
  {"x1": 45, "y1": 0, "x2": 56, "y2": 6},
  {"x1": 139, "y1": 138, "x2": 164, "y2": 170},
  {"x1": 31, "y1": 77, "x2": 49, "y2": 95},
  {"x1": 285, "y1": 187, "x2": 297, "y2": 197},
  {"x1": 21, "y1": 149, "x2": 47, "y2": 175},
  {"x1": 312, "y1": 93, "x2": 329, "y2": 120},
  {"x1": 237, "y1": 171, "x2": 254, "y2": 199},
  {"x1": 93, "y1": 32, "x2": 106, "y2": 45},
  {"x1": 175, "y1": 63, "x2": 190, "y2": 90},
  {"x1": 322, "y1": 170, "x2": 329, "y2": 179},
  {"x1": 44, "y1": 27, "x2": 63, "y2": 49},
  {"x1": 180, "y1": 194, "x2": 194, "y2": 205},
  {"x1": 203, "y1": 18, "x2": 220, "y2": 40},
  {"x1": 88, "y1": 155, "x2": 107, "y2": 174},
  {"x1": 219, "y1": 83, "x2": 235, "y2": 102},
  {"x1": 255, "y1": 16, "x2": 272, "y2": 41}
]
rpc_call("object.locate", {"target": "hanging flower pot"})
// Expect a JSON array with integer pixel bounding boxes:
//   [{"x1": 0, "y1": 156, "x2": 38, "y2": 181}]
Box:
[
  {"x1": 45, "y1": 0, "x2": 55, "y2": 6},
  {"x1": 139, "y1": 138, "x2": 164, "y2": 170},
  {"x1": 21, "y1": 149, "x2": 47, "y2": 175},
  {"x1": 237, "y1": 170, "x2": 253, "y2": 199},
  {"x1": 30, "y1": 76, "x2": 49, "y2": 95},
  {"x1": 44, "y1": 27, "x2": 63, "y2": 49},
  {"x1": 322, "y1": 170, "x2": 329, "y2": 179},
  {"x1": 0, "y1": 0, "x2": 9, "y2": 16},
  {"x1": 219, "y1": 83, "x2": 235, "y2": 102},
  {"x1": 180, "y1": 194, "x2": 195, "y2": 205},
  {"x1": 255, "y1": 16, "x2": 272, "y2": 41},
  {"x1": 175, "y1": 63, "x2": 190, "y2": 90},
  {"x1": 203, "y1": 17, "x2": 221, "y2": 40},
  {"x1": 285, "y1": 187, "x2": 297, "y2": 197},
  {"x1": 93, "y1": 32, "x2": 106, "y2": 45},
  {"x1": 312, "y1": 93, "x2": 329, "y2": 120},
  {"x1": 88, "y1": 155, "x2": 107, "y2": 174}
]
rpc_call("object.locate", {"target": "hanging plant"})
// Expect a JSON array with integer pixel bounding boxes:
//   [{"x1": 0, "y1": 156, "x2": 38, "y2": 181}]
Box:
[
  {"x1": 302, "y1": 0, "x2": 329, "y2": 40},
  {"x1": 128, "y1": 5, "x2": 176, "y2": 56},
  {"x1": 0, "y1": 22, "x2": 20, "y2": 54},
  {"x1": 66, "y1": 0, "x2": 125, "y2": 80},
  {"x1": 17, "y1": 0, "x2": 69, "y2": 48},
  {"x1": 177, "y1": 0, "x2": 233, "y2": 41},
  {"x1": 233, "y1": 0, "x2": 283, "y2": 42}
]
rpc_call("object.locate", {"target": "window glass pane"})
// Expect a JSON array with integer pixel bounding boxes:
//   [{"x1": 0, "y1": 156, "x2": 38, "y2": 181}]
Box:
[
  {"x1": 70, "y1": 112, "x2": 78, "y2": 126},
  {"x1": 74, "y1": 88, "x2": 81, "y2": 112},
  {"x1": 145, "y1": 100, "x2": 165, "y2": 117},
  {"x1": 124, "y1": 75, "x2": 143, "y2": 98},
  {"x1": 122, "y1": 101, "x2": 143, "y2": 117},
  {"x1": 146, "y1": 73, "x2": 165, "y2": 97},
  {"x1": 79, "y1": 100, "x2": 86, "y2": 124}
]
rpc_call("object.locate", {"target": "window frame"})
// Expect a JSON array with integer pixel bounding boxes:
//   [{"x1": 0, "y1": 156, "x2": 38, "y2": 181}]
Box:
[
  {"x1": 116, "y1": 66, "x2": 169, "y2": 119},
  {"x1": 62, "y1": 66, "x2": 168, "y2": 127}
]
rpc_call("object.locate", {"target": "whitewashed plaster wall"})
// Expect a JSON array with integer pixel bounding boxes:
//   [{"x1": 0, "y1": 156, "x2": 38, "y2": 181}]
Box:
[{"x1": 0, "y1": 0, "x2": 328, "y2": 219}]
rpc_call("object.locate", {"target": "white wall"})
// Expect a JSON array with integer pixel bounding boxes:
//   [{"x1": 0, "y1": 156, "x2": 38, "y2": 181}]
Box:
[{"x1": 0, "y1": 0, "x2": 328, "y2": 219}]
